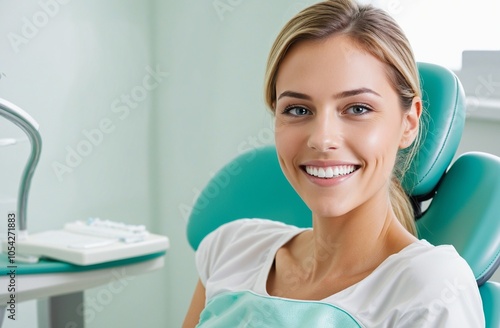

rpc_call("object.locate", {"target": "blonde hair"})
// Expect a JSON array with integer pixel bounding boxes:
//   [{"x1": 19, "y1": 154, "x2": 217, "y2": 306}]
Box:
[{"x1": 264, "y1": 0, "x2": 421, "y2": 235}]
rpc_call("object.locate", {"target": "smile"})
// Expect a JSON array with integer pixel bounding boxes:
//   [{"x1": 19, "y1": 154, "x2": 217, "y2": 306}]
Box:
[{"x1": 304, "y1": 165, "x2": 359, "y2": 179}]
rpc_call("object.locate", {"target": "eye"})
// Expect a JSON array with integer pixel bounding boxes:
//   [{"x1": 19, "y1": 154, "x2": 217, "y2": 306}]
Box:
[
  {"x1": 282, "y1": 105, "x2": 312, "y2": 116},
  {"x1": 345, "y1": 104, "x2": 372, "y2": 116}
]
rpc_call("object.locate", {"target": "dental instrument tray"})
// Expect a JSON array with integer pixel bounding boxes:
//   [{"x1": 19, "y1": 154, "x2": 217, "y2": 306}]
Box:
[{"x1": 3, "y1": 218, "x2": 169, "y2": 266}]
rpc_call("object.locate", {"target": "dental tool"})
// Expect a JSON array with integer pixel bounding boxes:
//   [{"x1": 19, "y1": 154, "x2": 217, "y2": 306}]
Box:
[{"x1": 0, "y1": 98, "x2": 42, "y2": 241}]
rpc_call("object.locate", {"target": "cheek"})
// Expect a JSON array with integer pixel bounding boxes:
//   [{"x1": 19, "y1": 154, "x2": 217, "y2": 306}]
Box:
[
  {"x1": 357, "y1": 124, "x2": 401, "y2": 168},
  {"x1": 274, "y1": 123, "x2": 305, "y2": 180},
  {"x1": 275, "y1": 125, "x2": 294, "y2": 162},
  {"x1": 364, "y1": 126, "x2": 388, "y2": 149}
]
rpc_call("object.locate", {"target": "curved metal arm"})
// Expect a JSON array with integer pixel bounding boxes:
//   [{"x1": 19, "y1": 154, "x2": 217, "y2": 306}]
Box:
[{"x1": 0, "y1": 97, "x2": 42, "y2": 232}]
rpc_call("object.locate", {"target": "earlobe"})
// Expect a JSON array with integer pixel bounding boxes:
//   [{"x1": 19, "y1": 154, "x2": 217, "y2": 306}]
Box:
[{"x1": 399, "y1": 97, "x2": 422, "y2": 149}]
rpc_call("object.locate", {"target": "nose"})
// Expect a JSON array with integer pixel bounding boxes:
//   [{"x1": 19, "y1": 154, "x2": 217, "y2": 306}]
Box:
[{"x1": 307, "y1": 112, "x2": 342, "y2": 152}]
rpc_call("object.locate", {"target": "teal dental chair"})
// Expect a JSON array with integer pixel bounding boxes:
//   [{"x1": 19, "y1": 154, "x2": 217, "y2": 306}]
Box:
[{"x1": 187, "y1": 63, "x2": 500, "y2": 327}]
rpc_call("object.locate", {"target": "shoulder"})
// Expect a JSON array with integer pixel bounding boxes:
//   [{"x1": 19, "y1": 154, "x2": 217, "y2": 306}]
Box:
[
  {"x1": 401, "y1": 241, "x2": 477, "y2": 292},
  {"x1": 401, "y1": 240, "x2": 472, "y2": 278},
  {"x1": 195, "y1": 219, "x2": 302, "y2": 285},
  {"x1": 389, "y1": 241, "x2": 485, "y2": 327},
  {"x1": 343, "y1": 240, "x2": 484, "y2": 327},
  {"x1": 196, "y1": 218, "x2": 295, "y2": 259}
]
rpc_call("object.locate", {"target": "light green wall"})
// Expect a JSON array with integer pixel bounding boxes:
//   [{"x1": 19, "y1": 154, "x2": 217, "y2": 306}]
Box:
[{"x1": 0, "y1": 0, "x2": 167, "y2": 327}]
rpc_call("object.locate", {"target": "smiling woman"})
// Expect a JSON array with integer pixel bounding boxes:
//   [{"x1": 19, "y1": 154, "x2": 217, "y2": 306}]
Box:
[
  {"x1": 183, "y1": 1, "x2": 485, "y2": 327},
  {"x1": 272, "y1": 34, "x2": 420, "y2": 238}
]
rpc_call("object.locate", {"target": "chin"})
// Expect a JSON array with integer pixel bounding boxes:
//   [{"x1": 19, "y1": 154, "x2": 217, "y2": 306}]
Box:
[{"x1": 308, "y1": 203, "x2": 351, "y2": 220}]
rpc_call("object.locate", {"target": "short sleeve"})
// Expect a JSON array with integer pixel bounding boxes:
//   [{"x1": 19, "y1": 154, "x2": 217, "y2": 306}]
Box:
[
  {"x1": 195, "y1": 220, "x2": 235, "y2": 286},
  {"x1": 195, "y1": 218, "x2": 283, "y2": 286},
  {"x1": 194, "y1": 218, "x2": 301, "y2": 291},
  {"x1": 394, "y1": 246, "x2": 485, "y2": 327}
]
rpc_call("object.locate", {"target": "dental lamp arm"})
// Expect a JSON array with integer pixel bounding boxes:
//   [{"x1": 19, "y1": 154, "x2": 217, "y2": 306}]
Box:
[{"x1": 0, "y1": 97, "x2": 42, "y2": 236}]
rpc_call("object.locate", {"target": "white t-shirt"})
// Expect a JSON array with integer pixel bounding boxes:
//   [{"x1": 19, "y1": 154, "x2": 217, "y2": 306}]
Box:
[{"x1": 196, "y1": 219, "x2": 485, "y2": 327}]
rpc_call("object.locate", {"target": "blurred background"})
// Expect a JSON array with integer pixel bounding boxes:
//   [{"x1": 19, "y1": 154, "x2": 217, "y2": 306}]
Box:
[{"x1": 0, "y1": 0, "x2": 498, "y2": 326}]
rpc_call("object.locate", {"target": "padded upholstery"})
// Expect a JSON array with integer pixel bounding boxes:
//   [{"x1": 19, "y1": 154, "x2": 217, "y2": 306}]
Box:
[
  {"x1": 404, "y1": 63, "x2": 466, "y2": 198},
  {"x1": 481, "y1": 281, "x2": 500, "y2": 328},
  {"x1": 418, "y1": 152, "x2": 500, "y2": 285}
]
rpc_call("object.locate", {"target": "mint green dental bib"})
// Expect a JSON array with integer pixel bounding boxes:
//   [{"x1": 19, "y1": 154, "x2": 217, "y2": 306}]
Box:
[{"x1": 197, "y1": 291, "x2": 362, "y2": 327}]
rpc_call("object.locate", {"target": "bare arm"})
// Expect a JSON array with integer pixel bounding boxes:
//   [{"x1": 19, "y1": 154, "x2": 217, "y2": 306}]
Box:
[{"x1": 182, "y1": 279, "x2": 206, "y2": 328}]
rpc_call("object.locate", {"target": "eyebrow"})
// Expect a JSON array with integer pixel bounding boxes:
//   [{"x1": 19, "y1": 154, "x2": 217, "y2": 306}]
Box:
[
  {"x1": 335, "y1": 88, "x2": 381, "y2": 99},
  {"x1": 277, "y1": 90, "x2": 312, "y2": 101},
  {"x1": 277, "y1": 87, "x2": 381, "y2": 101}
]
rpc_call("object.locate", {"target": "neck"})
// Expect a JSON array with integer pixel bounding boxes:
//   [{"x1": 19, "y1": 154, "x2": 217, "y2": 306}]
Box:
[{"x1": 302, "y1": 193, "x2": 416, "y2": 283}]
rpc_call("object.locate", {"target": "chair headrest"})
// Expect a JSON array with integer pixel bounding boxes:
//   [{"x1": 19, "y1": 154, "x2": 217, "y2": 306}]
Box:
[{"x1": 403, "y1": 63, "x2": 466, "y2": 199}]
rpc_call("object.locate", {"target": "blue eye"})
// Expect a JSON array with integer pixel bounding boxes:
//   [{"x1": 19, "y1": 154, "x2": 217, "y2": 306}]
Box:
[
  {"x1": 346, "y1": 104, "x2": 371, "y2": 115},
  {"x1": 283, "y1": 106, "x2": 311, "y2": 116}
]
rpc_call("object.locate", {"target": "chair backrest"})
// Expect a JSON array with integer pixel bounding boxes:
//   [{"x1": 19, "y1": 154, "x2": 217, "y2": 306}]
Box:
[{"x1": 186, "y1": 63, "x2": 500, "y2": 327}]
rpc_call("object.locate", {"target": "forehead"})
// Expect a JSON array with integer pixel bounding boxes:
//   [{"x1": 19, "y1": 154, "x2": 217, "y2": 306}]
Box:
[{"x1": 275, "y1": 35, "x2": 392, "y2": 97}]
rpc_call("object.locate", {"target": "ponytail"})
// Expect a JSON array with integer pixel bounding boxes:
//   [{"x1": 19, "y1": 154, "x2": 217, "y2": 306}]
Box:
[{"x1": 389, "y1": 175, "x2": 417, "y2": 236}]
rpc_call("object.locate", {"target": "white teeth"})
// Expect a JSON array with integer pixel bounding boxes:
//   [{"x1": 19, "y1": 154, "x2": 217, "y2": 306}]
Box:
[{"x1": 305, "y1": 165, "x2": 357, "y2": 179}]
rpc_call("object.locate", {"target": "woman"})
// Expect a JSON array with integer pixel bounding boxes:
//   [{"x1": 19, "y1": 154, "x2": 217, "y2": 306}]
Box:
[{"x1": 183, "y1": 1, "x2": 485, "y2": 327}]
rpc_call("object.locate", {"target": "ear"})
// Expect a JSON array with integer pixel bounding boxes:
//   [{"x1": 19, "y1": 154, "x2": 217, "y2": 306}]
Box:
[
  {"x1": 270, "y1": 102, "x2": 278, "y2": 117},
  {"x1": 399, "y1": 97, "x2": 422, "y2": 149}
]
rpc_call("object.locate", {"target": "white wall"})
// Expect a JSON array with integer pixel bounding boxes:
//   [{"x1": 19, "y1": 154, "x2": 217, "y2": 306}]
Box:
[
  {"x1": 458, "y1": 119, "x2": 500, "y2": 156},
  {"x1": 371, "y1": 0, "x2": 500, "y2": 70}
]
